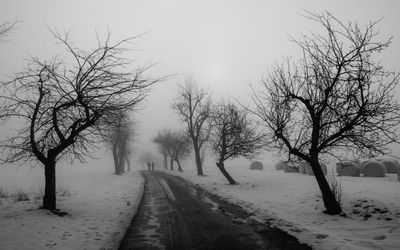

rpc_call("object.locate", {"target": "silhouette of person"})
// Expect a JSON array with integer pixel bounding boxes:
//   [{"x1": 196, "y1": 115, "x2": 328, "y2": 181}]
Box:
[
  {"x1": 151, "y1": 161, "x2": 155, "y2": 171},
  {"x1": 147, "y1": 161, "x2": 151, "y2": 171}
]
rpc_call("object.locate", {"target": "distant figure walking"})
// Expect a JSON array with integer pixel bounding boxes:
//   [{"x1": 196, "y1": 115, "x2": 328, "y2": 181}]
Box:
[
  {"x1": 147, "y1": 161, "x2": 151, "y2": 171},
  {"x1": 151, "y1": 161, "x2": 155, "y2": 171}
]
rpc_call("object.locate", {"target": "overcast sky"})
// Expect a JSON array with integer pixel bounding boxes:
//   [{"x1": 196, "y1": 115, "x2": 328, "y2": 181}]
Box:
[{"x1": 1, "y1": 0, "x2": 400, "y2": 165}]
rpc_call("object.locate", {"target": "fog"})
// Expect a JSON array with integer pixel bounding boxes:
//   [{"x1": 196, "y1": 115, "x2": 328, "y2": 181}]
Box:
[
  {"x1": 1, "y1": 0, "x2": 400, "y2": 171},
  {"x1": 2, "y1": 3, "x2": 400, "y2": 249}
]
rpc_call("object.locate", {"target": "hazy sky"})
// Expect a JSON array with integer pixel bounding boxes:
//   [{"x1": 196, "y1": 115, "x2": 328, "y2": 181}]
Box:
[{"x1": 1, "y1": 0, "x2": 400, "y2": 164}]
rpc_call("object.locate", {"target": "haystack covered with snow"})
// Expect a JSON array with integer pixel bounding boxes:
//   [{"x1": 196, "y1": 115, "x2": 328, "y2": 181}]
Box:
[
  {"x1": 305, "y1": 163, "x2": 327, "y2": 175},
  {"x1": 362, "y1": 161, "x2": 386, "y2": 177},
  {"x1": 336, "y1": 161, "x2": 361, "y2": 177},
  {"x1": 380, "y1": 159, "x2": 400, "y2": 174},
  {"x1": 283, "y1": 163, "x2": 299, "y2": 173},
  {"x1": 275, "y1": 161, "x2": 287, "y2": 170},
  {"x1": 298, "y1": 162, "x2": 307, "y2": 174},
  {"x1": 249, "y1": 161, "x2": 264, "y2": 170}
]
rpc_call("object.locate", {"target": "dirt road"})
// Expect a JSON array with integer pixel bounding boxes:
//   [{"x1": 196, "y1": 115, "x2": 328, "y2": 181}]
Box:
[{"x1": 119, "y1": 171, "x2": 311, "y2": 250}]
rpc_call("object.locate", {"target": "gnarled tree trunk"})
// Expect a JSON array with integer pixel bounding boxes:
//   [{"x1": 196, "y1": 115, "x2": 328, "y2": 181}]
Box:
[
  {"x1": 176, "y1": 159, "x2": 183, "y2": 172},
  {"x1": 216, "y1": 158, "x2": 237, "y2": 185},
  {"x1": 118, "y1": 149, "x2": 125, "y2": 174},
  {"x1": 112, "y1": 144, "x2": 121, "y2": 175},
  {"x1": 170, "y1": 157, "x2": 174, "y2": 170},
  {"x1": 310, "y1": 156, "x2": 342, "y2": 215},
  {"x1": 162, "y1": 153, "x2": 168, "y2": 169},
  {"x1": 193, "y1": 141, "x2": 203, "y2": 175},
  {"x1": 43, "y1": 159, "x2": 56, "y2": 210}
]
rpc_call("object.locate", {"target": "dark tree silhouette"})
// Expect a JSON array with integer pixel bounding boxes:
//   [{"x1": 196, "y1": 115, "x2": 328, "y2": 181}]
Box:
[
  {"x1": 169, "y1": 131, "x2": 192, "y2": 172},
  {"x1": 209, "y1": 102, "x2": 264, "y2": 184},
  {"x1": 153, "y1": 129, "x2": 192, "y2": 172},
  {"x1": 172, "y1": 75, "x2": 211, "y2": 175},
  {"x1": 103, "y1": 111, "x2": 136, "y2": 175},
  {"x1": 0, "y1": 30, "x2": 159, "y2": 212},
  {"x1": 153, "y1": 130, "x2": 172, "y2": 170},
  {"x1": 250, "y1": 12, "x2": 400, "y2": 215}
]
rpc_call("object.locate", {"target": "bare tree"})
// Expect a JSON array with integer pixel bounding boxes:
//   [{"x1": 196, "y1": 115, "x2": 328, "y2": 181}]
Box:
[
  {"x1": 153, "y1": 129, "x2": 191, "y2": 172},
  {"x1": 0, "y1": 30, "x2": 159, "y2": 212},
  {"x1": 0, "y1": 20, "x2": 17, "y2": 42},
  {"x1": 103, "y1": 111, "x2": 136, "y2": 175},
  {"x1": 250, "y1": 12, "x2": 400, "y2": 215},
  {"x1": 209, "y1": 102, "x2": 264, "y2": 184},
  {"x1": 0, "y1": 20, "x2": 17, "y2": 115},
  {"x1": 172, "y1": 75, "x2": 211, "y2": 175},
  {"x1": 170, "y1": 131, "x2": 192, "y2": 172},
  {"x1": 153, "y1": 129, "x2": 172, "y2": 170}
]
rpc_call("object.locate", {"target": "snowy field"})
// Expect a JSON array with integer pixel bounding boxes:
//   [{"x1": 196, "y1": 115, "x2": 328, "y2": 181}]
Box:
[
  {"x1": 1, "y1": 156, "x2": 399, "y2": 250},
  {"x1": 169, "y1": 160, "x2": 400, "y2": 250},
  {"x1": 0, "y1": 158, "x2": 144, "y2": 250}
]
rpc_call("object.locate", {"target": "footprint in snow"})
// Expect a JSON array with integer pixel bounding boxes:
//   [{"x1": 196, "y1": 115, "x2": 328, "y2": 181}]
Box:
[
  {"x1": 44, "y1": 240, "x2": 57, "y2": 248},
  {"x1": 315, "y1": 234, "x2": 328, "y2": 239},
  {"x1": 61, "y1": 231, "x2": 72, "y2": 240},
  {"x1": 373, "y1": 235, "x2": 386, "y2": 240},
  {"x1": 289, "y1": 227, "x2": 303, "y2": 233}
]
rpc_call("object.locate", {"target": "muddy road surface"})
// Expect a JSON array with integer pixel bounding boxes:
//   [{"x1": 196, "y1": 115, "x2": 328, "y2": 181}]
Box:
[{"x1": 119, "y1": 171, "x2": 311, "y2": 250}]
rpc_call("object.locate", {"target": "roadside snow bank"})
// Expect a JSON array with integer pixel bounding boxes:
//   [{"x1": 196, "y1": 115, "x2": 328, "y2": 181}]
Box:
[
  {"x1": 0, "y1": 165, "x2": 144, "y2": 250},
  {"x1": 167, "y1": 163, "x2": 400, "y2": 250}
]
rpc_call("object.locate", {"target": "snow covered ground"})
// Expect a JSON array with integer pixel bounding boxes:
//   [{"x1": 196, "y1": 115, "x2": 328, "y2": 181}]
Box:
[
  {"x1": 0, "y1": 158, "x2": 144, "y2": 250},
  {"x1": 1, "y1": 156, "x2": 399, "y2": 250},
  {"x1": 169, "y1": 160, "x2": 400, "y2": 250}
]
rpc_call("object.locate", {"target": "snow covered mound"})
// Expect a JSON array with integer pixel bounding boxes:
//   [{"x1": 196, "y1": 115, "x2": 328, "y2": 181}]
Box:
[
  {"x1": 298, "y1": 162, "x2": 307, "y2": 174},
  {"x1": 275, "y1": 161, "x2": 286, "y2": 170},
  {"x1": 249, "y1": 161, "x2": 263, "y2": 170},
  {"x1": 284, "y1": 163, "x2": 299, "y2": 173},
  {"x1": 379, "y1": 159, "x2": 400, "y2": 174},
  {"x1": 362, "y1": 161, "x2": 387, "y2": 177},
  {"x1": 304, "y1": 163, "x2": 327, "y2": 175},
  {"x1": 336, "y1": 161, "x2": 361, "y2": 177}
]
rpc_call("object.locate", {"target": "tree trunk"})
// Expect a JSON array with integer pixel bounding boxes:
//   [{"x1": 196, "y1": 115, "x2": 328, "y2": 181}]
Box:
[
  {"x1": 126, "y1": 156, "x2": 131, "y2": 172},
  {"x1": 118, "y1": 153, "x2": 125, "y2": 174},
  {"x1": 163, "y1": 153, "x2": 168, "y2": 169},
  {"x1": 112, "y1": 144, "x2": 121, "y2": 175},
  {"x1": 42, "y1": 159, "x2": 57, "y2": 210},
  {"x1": 310, "y1": 156, "x2": 342, "y2": 215},
  {"x1": 216, "y1": 159, "x2": 237, "y2": 185},
  {"x1": 170, "y1": 157, "x2": 174, "y2": 171},
  {"x1": 193, "y1": 141, "x2": 203, "y2": 175},
  {"x1": 176, "y1": 159, "x2": 183, "y2": 172}
]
